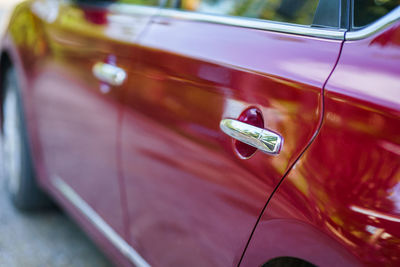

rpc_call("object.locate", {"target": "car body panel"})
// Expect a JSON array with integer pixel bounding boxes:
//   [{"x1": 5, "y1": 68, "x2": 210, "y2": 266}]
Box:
[
  {"x1": 118, "y1": 11, "x2": 343, "y2": 266},
  {"x1": 240, "y1": 20, "x2": 400, "y2": 267},
  {"x1": 4, "y1": 1, "x2": 400, "y2": 266},
  {"x1": 28, "y1": 1, "x2": 144, "y2": 241}
]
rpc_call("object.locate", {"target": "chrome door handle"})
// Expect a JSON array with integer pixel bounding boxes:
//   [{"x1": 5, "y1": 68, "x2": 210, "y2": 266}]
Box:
[
  {"x1": 220, "y1": 119, "x2": 282, "y2": 155},
  {"x1": 92, "y1": 62, "x2": 127, "y2": 86}
]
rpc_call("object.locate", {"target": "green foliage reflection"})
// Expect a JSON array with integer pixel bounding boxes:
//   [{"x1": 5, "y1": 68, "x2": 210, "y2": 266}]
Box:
[{"x1": 172, "y1": 0, "x2": 319, "y2": 26}]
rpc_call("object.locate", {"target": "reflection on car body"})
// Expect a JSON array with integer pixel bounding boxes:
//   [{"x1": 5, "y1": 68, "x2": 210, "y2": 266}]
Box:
[{"x1": 1, "y1": 0, "x2": 399, "y2": 266}]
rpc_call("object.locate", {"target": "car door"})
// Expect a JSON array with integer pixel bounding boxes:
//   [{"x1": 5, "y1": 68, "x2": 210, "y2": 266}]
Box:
[
  {"x1": 240, "y1": 2, "x2": 400, "y2": 267},
  {"x1": 119, "y1": 0, "x2": 347, "y2": 265},
  {"x1": 28, "y1": 0, "x2": 159, "y2": 261}
]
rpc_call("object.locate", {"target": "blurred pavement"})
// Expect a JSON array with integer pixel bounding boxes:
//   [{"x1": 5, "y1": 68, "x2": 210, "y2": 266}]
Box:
[{"x1": 0, "y1": 138, "x2": 113, "y2": 267}]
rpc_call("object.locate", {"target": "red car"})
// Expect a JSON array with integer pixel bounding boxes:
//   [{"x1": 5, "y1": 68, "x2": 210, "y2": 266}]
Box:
[{"x1": 1, "y1": 0, "x2": 399, "y2": 266}]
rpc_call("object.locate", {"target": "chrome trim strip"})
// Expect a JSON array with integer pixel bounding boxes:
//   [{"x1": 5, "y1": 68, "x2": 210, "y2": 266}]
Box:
[
  {"x1": 157, "y1": 9, "x2": 345, "y2": 40},
  {"x1": 346, "y1": 6, "x2": 400, "y2": 40},
  {"x1": 350, "y1": 205, "x2": 400, "y2": 223},
  {"x1": 52, "y1": 177, "x2": 151, "y2": 267}
]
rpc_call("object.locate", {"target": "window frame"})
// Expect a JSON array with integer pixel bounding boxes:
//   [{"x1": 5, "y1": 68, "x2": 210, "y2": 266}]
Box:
[
  {"x1": 158, "y1": 0, "x2": 347, "y2": 39},
  {"x1": 350, "y1": 0, "x2": 399, "y2": 30},
  {"x1": 72, "y1": 0, "x2": 400, "y2": 40},
  {"x1": 347, "y1": 4, "x2": 400, "y2": 40}
]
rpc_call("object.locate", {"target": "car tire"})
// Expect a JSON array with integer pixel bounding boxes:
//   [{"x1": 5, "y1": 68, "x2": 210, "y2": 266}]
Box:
[
  {"x1": 1, "y1": 66, "x2": 53, "y2": 210},
  {"x1": 263, "y1": 257, "x2": 316, "y2": 267}
]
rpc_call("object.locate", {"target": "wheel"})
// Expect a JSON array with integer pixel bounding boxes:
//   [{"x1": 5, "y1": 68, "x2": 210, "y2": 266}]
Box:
[{"x1": 1, "y1": 66, "x2": 52, "y2": 210}]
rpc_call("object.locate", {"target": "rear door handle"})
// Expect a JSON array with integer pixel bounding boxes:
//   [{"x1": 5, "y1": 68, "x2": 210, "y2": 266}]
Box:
[
  {"x1": 220, "y1": 119, "x2": 282, "y2": 155},
  {"x1": 92, "y1": 62, "x2": 127, "y2": 86}
]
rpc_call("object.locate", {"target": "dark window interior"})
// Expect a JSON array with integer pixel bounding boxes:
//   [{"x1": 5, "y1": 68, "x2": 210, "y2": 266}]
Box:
[{"x1": 353, "y1": 0, "x2": 399, "y2": 28}]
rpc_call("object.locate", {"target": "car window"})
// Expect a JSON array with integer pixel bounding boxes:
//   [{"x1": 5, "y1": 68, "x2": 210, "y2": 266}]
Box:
[
  {"x1": 74, "y1": 0, "x2": 160, "y2": 6},
  {"x1": 165, "y1": 0, "x2": 321, "y2": 26},
  {"x1": 117, "y1": 0, "x2": 160, "y2": 5},
  {"x1": 353, "y1": 0, "x2": 399, "y2": 28}
]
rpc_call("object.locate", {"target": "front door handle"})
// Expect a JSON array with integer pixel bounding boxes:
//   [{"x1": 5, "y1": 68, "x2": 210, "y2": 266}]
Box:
[
  {"x1": 92, "y1": 62, "x2": 127, "y2": 86},
  {"x1": 220, "y1": 119, "x2": 282, "y2": 155}
]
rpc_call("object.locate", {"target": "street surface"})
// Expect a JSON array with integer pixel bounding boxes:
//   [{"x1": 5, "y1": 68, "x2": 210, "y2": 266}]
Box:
[{"x1": 0, "y1": 138, "x2": 113, "y2": 267}]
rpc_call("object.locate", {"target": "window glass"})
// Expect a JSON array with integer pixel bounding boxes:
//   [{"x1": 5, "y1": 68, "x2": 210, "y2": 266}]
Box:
[
  {"x1": 75, "y1": 0, "x2": 160, "y2": 6},
  {"x1": 353, "y1": 0, "x2": 399, "y2": 28},
  {"x1": 117, "y1": 0, "x2": 160, "y2": 5},
  {"x1": 167, "y1": 0, "x2": 320, "y2": 26}
]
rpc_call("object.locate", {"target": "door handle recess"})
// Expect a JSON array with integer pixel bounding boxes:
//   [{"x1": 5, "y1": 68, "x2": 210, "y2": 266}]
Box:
[
  {"x1": 92, "y1": 62, "x2": 127, "y2": 86},
  {"x1": 220, "y1": 119, "x2": 282, "y2": 155}
]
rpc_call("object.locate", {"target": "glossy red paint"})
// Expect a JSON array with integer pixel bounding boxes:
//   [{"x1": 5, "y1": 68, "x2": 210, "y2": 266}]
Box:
[
  {"x1": 118, "y1": 14, "x2": 342, "y2": 266},
  {"x1": 3, "y1": 1, "x2": 400, "y2": 267},
  {"x1": 241, "y1": 22, "x2": 400, "y2": 267},
  {"x1": 83, "y1": 7, "x2": 108, "y2": 25}
]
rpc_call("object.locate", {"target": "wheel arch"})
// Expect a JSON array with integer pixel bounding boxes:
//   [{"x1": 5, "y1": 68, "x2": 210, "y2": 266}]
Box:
[{"x1": 240, "y1": 218, "x2": 361, "y2": 267}]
